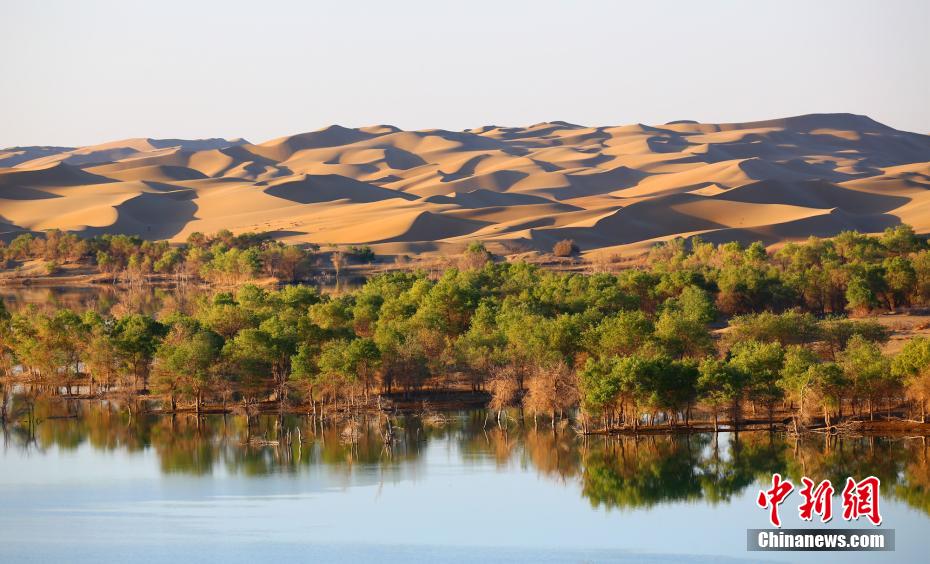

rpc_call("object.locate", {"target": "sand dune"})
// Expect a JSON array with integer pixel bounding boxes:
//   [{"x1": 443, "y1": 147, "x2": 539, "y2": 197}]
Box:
[
  {"x1": 264, "y1": 174, "x2": 416, "y2": 204},
  {"x1": 7, "y1": 138, "x2": 243, "y2": 170},
  {"x1": 0, "y1": 161, "x2": 116, "y2": 187},
  {"x1": 87, "y1": 164, "x2": 208, "y2": 183},
  {"x1": 2, "y1": 113, "x2": 929, "y2": 256}
]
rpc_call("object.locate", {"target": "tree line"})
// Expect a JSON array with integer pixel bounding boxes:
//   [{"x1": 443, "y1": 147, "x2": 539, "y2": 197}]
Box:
[
  {"x1": 0, "y1": 229, "x2": 372, "y2": 284},
  {"x1": 3, "y1": 225, "x2": 930, "y2": 431}
]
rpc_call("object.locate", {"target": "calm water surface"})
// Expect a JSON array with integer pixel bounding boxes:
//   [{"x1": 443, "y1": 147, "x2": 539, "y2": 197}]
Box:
[{"x1": 2, "y1": 398, "x2": 928, "y2": 563}]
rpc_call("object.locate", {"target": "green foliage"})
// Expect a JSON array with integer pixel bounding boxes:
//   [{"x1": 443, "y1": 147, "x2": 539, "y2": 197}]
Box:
[
  {"x1": 1, "y1": 229, "x2": 312, "y2": 284},
  {"x1": 729, "y1": 340, "x2": 785, "y2": 408},
  {"x1": 153, "y1": 317, "x2": 223, "y2": 407},
  {"x1": 697, "y1": 357, "x2": 743, "y2": 408},
  {"x1": 4, "y1": 225, "x2": 929, "y2": 427},
  {"x1": 668, "y1": 285, "x2": 717, "y2": 325},
  {"x1": 346, "y1": 245, "x2": 376, "y2": 263},
  {"x1": 892, "y1": 337, "x2": 930, "y2": 380},
  {"x1": 883, "y1": 256, "x2": 917, "y2": 307},
  {"x1": 113, "y1": 314, "x2": 166, "y2": 385},
  {"x1": 818, "y1": 318, "x2": 889, "y2": 358},
  {"x1": 583, "y1": 310, "x2": 653, "y2": 359},
  {"x1": 578, "y1": 357, "x2": 622, "y2": 415},
  {"x1": 839, "y1": 335, "x2": 895, "y2": 407},
  {"x1": 846, "y1": 276, "x2": 878, "y2": 313},
  {"x1": 727, "y1": 311, "x2": 820, "y2": 346},
  {"x1": 653, "y1": 308, "x2": 713, "y2": 359}
]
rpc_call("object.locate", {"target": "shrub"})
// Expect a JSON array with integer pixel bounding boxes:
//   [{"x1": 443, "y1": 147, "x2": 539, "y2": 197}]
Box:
[
  {"x1": 347, "y1": 245, "x2": 376, "y2": 264},
  {"x1": 553, "y1": 239, "x2": 579, "y2": 257}
]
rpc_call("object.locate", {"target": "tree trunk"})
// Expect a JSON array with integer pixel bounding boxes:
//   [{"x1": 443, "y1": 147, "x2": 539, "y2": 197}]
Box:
[{"x1": 732, "y1": 399, "x2": 741, "y2": 431}]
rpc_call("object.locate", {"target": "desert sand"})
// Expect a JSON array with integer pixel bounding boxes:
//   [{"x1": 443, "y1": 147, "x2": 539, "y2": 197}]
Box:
[{"x1": 2, "y1": 113, "x2": 929, "y2": 258}]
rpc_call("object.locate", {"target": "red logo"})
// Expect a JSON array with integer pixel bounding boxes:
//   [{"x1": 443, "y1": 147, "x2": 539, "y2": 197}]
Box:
[
  {"x1": 798, "y1": 477, "x2": 834, "y2": 523},
  {"x1": 756, "y1": 473, "x2": 794, "y2": 527},
  {"x1": 841, "y1": 476, "x2": 882, "y2": 526},
  {"x1": 757, "y1": 474, "x2": 882, "y2": 527}
]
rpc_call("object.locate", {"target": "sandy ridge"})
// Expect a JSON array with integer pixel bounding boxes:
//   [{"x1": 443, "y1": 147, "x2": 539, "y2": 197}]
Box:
[{"x1": 2, "y1": 113, "x2": 929, "y2": 257}]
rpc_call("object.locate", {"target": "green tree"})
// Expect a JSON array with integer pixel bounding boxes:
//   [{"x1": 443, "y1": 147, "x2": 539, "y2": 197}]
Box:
[
  {"x1": 808, "y1": 362, "x2": 847, "y2": 427},
  {"x1": 583, "y1": 310, "x2": 654, "y2": 359},
  {"x1": 698, "y1": 357, "x2": 743, "y2": 432},
  {"x1": 883, "y1": 256, "x2": 916, "y2": 308},
  {"x1": 779, "y1": 345, "x2": 821, "y2": 425},
  {"x1": 225, "y1": 317, "x2": 298, "y2": 408},
  {"x1": 892, "y1": 337, "x2": 930, "y2": 422},
  {"x1": 839, "y1": 335, "x2": 894, "y2": 421},
  {"x1": 80, "y1": 312, "x2": 120, "y2": 394},
  {"x1": 654, "y1": 308, "x2": 712, "y2": 359},
  {"x1": 113, "y1": 314, "x2": 165, "y2": 391},
  {"x1": 818, "y1": 318, "x2": 889, "y2": 360},
  {"x1": 729, "y1": 340, "x2": 785, "y2": 428},
  {"x1": 153, "y1": 317, "x2": 223, "y2": 412},
  {"x1": 845, "y1": 276, "x2": 878, "y2": 315},
  {"x1": 727, "y1": 311, "x2": 820, "y2": 347},
  {"x1": 0, "y1": 301, "x2": 12, "y2": 378}
]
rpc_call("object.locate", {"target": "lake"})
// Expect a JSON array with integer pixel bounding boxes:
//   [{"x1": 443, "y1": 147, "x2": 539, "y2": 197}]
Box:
[{"x1": 1, "y1": 398, "x2": 927, "y2": 563}]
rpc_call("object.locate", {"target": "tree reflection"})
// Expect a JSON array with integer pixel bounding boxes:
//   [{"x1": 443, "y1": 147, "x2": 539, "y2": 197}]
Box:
[
  {"x1": 581, "y1": 435, "x2": 707, "y2": 509},
  {"x1": 4, "y1": 395, "x2": 930, "y2": 518}
]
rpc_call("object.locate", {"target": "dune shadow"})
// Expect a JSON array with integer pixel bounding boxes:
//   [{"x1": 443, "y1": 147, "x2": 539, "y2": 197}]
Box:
[
  {"x1": 536, "y1": 166, "x2": 649, "y2": 200},
  {"x1": 0, "y1": 213, "x2": 28, "y2": 242},
  {"x1": 692, "y1": 210, "x2": 903, "y2": 247},
  {"x1": 257, "y1": 229, "x2": 307, "y2": 240},
  {"x1": 265, "y1": 174, "x2": 417, "y2": 204},
  {"x1": 423, "y1": 189, "x2": 562, "y2": 208},
  {"x1": 382, "y1": 147, "x2": 427, "y2": 170},
  {"x1": 80, "y1": 191, "x2": 197, "y2": 240},
  {"x1": 532, "y1": 194, "x2": 727, "y2": 249},
  {"x1": 0, "y1": 162, "x2": 116, "y2": 188},
  {"x1": 439, "y1": 154, "x2": 491, "y2": 182},
  {"x1": 369, "y1": 211, "x2": 490, "y2": 244},
  {"x1": 646, "y1": 134, "x2": 689, "y2": 154},
  {"x1": 441, "y1": 169, "x2": 530, "y2": 193},
  {"x1": 530, "y1": 158, "x2": 564, "y2": 172},
  {"x1": 0, "y1": 146, "x2": 74, "y2": 167},
  {"x1": 716, "y1": 179, "x2": 910, "y2": 214},
  {"x1": 0, "y1": 184, "x2": 62, "y2": 200}
]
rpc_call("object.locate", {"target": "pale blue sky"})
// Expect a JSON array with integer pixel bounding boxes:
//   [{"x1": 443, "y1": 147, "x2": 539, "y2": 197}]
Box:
[{"x1": 2, "y1": 0, "x2": 928, "y2": 147}]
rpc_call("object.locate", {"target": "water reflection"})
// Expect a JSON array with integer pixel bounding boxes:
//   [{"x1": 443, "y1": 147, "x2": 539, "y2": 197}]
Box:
[
  {"x1": 0, "y1": 285, "x2": 201, "y2": 316},
  {"x1": 4, "y1": 396, "x2": 930, "y2": 519}
]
